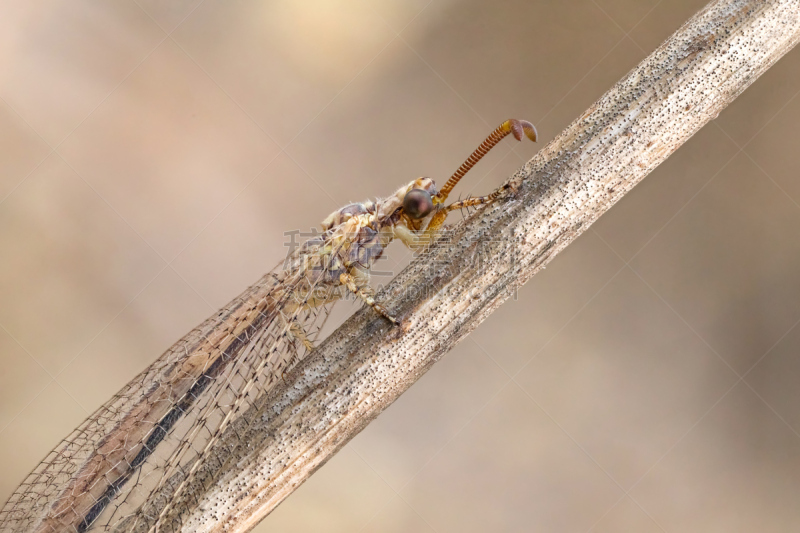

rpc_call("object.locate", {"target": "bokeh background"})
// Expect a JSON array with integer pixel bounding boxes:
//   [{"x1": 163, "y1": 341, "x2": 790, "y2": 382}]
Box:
[{"x1": 2, "y1": 0, "x2": 800, "y2": 531}]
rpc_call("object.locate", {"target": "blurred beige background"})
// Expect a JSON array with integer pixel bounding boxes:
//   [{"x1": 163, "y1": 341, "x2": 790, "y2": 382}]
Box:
[{"x1": 2, "y1": 0, "x2": 800, "y2": 531}]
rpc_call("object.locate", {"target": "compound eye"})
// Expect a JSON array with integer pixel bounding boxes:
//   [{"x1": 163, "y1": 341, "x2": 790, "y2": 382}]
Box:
[{"x1": 403, "y1": 189, "x2": 434, "y2": 219}]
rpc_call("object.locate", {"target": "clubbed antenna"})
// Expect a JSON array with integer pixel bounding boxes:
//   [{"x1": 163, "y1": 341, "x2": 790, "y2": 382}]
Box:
[{"x1": 435, "y1": 118, "x2": 537, "y2": 203}]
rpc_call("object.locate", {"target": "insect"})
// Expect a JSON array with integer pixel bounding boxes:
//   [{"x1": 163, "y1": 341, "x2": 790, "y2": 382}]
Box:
[{"x1": 0, "y1": 118, "x2": 537, "y2": 533}]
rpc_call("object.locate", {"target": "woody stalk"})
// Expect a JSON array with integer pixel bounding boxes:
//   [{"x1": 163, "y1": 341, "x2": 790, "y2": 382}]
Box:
[{"x1": 158, "y1": 1, "x2": 800, "y2": 531}]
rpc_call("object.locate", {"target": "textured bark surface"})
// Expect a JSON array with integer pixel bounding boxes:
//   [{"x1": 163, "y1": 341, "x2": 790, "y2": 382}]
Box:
[{"x1": 159, "y1": 1, "x2": 800, "y2": 531}]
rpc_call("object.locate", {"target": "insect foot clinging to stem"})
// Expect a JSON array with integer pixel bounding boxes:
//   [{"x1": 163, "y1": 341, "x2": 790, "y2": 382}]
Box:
[{"x1": 288, "y1": 118, "x2": 538, "y2": 331}]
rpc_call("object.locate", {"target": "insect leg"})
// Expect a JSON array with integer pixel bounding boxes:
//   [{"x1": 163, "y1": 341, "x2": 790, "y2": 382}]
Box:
[
  {"x1": 279, "y1": 310, "x2": 315, "y2": 351},
  {"x1": 393, "y1": 224, "x2": 432, "y2": 252},
  {"x1": 339, "y1": 270, "x2": 399, "y2": 325},
  {"x1": 290, "y1": 321, "x2": 315, "y2": 351},
  {"x1": 444, "y1": 181, "x2": 516, "y2": 213}
]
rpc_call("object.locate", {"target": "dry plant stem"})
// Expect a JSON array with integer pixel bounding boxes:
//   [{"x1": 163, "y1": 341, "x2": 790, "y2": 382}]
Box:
[{"x1": 157, "y1": 1, "x2": 800, "y2": 531}]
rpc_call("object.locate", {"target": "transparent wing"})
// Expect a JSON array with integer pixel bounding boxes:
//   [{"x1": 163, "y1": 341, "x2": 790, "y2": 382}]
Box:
[{"x1": 0, "y1": 236, "x2": 342, "y2": 533}]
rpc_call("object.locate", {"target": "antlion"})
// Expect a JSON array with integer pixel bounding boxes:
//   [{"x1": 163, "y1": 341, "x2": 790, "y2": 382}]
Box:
[{"x1": 0, "y1": 119, "x2": 537, "y2": 533}]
